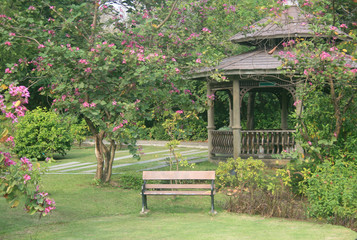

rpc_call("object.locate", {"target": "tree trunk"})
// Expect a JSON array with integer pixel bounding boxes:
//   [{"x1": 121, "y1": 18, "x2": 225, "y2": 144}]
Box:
[{"x1": 94, "y1": 131, "x2": 117, "y2": 183}]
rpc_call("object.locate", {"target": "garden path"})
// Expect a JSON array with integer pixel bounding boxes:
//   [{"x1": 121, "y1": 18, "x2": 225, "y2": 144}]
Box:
[{"x1": 48, "y1": 148, "x2": 208, "y2": 175}]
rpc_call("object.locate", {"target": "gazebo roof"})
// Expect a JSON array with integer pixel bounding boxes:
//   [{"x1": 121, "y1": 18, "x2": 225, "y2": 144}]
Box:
[
  {"x1": 191, "y1": 49, "x2": 282, "y2": 78},
  {"x1": 230, "y1": 6, "x2": 351, "y2": 45}
]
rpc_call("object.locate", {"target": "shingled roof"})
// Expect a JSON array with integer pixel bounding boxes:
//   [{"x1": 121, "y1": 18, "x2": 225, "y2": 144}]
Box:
[
  {"x1": 230, "y1": 6, "x2": 350, "y2": 45},
  {"x1": 191, "y1": 49, "x2": 282, "y2": 78}
]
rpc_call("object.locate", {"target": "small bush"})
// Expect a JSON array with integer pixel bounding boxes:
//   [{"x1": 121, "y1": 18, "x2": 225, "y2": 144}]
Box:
[
  {"x1": 301, "y1": 160, "x2": 357, "y2": 228},
  {"x1": 216, "y1": 157, "x2": 307, "y2": 220},
  {"x1": 14, "y1": 108, "x2": 73, "y2": 160},
  {"x1": 216, "y1": 157, "x2": 267, "y2": 190}
]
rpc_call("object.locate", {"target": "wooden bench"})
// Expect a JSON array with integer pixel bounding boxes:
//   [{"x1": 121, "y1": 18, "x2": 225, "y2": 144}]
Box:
[{"x1": 141, "y1": 171, "x2": 216, "y2": 214}]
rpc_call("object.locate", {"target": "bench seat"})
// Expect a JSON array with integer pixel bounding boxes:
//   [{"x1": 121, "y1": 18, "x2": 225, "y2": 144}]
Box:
[{"x1": 141, "y1": 171, "x2": 216, "y2": 213}]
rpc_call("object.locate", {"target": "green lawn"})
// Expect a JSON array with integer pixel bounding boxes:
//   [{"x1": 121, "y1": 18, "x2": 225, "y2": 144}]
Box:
[{"x1": 1, "y1": 146, "x2": 356, "y2": 240}]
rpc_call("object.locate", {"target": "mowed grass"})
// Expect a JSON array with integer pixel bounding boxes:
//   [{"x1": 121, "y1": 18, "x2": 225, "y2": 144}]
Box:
[{"x1": 0, "y1": 146, "x2": 356, "y2": 240}]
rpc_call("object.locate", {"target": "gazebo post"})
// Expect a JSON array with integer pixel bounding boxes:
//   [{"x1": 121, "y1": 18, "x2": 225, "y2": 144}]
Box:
[
  {"x1": 281, "y1": 90, "x2": 288, "y2": 130},
  {"x1": 207, "y1": 82, "x2": 215, "y2": 160},
  {"x1": 232, "y1": 80, "x2": 242, "y2": 158}
]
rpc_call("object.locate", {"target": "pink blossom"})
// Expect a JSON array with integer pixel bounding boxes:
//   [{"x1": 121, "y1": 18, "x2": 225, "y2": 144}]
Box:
[
  {"x1": 320, "y1": 51, "x2": 331, "y2": 60},
  {"x1": 50, "y1": 6, "x2": 55, "y2": 9},
  {"x1": 207, "y1": 94, "x2": 215, "y2": 100},
  {"x1": 176, "y1": 110, "x2": 183, "y2": 114},
  {"x1": 202, "y1": 28, "x2": 211, "y2": 33},
  {"x1": 90, "y1": 102, "x2": 96, "y2": 107},
  {"x1": 334, "y1": 132, "x2": 337, "y2": 137},
  {"x1": 293, "y1": 100, "x2": 302, "y2": 107},
  {"x1": 5, "y1": 68, "x2": 12, "y2": 73},
  {"x1": 84, "y1": 67, "x2": 92, "y2": 73},
  {"x1": 330, "y1": 26, "x2": 337, "y2": 31},
  {"x1": 351, "y1": 69, "x2": 357, "y2": 73},
  {"x1": 172, "y1": 58, "x2": 176, "y2": 62},
  {"x1": 113, "y1": 123, "x2": 124, "y2": 132},
  {"x1": 340, "y1": 24, "x2": 348, "y2": 29},
  {"x1": 28, "y1": 6, "x2": 36, "y2": 10},
  {"x1": 175, "y1": 68, "x2": 180, "y2": 73},
  {"x1": 158, "y1": 33, "x2": 164, "y2": 37},
  {"x1": 108, "y1": 43, "x2": 115, "y2": 47},
  {"x1": 307, "y1": 141, "x2": 312, "y2": 146},
  {"x1": 112, "y1": 100, "x2": 117, "y2": 105},
  {"x1": 83, "y1": 102, "x2": 90, "y2": 107},
  {"x1": 196, "y1": 58, "x2": 201, "y2": 63},
  {"x1": 23, "y1": 174, "x2": 31, "y2": 184},
  {"x1": 38, "y1": 44, "x2": 45, "y2": 49},
  {"x1": 4, "y1": 41, "x2": 11, "y2": 46}
]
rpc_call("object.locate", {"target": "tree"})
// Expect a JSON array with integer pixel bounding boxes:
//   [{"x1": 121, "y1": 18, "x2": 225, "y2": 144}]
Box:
[{"x1": 1, "y1": 0, "x2": 272, "y2": 183}]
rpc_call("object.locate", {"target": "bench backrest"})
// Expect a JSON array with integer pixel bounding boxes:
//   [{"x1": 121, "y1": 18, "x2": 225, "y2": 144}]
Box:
[{"x1": 142, "y1": 171, "x2": 215, "y2": 180}]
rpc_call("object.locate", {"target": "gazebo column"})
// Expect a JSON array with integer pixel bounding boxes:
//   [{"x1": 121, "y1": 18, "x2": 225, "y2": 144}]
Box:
[
  {"x1": 232, "y1": 80, "x2": 242, "y2": 158},
  {"x1": 281, "y1": 90, "x2": 288, "y2": 130},
  {"x1": 207, "y1": 82, "x2": 215, "y2": 160},
  {"x1": 228, "y1": 91, "x2": 233, "y2": 128}
]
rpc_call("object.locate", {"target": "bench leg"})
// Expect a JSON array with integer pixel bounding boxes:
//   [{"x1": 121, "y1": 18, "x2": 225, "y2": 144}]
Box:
[
  {"x1": 141, "y1": 194, "x2": 146, "y2": 213},
  {"x1": 210, "y1": 195, "x2": 216, "y2": 214},
  {"x1": 141, "y1": 194, "x2": 149, "y2": 213}
]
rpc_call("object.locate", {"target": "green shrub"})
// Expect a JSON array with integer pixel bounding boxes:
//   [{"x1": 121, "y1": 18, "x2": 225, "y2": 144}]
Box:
[
  {"x1": 14, "y1": 108, "x2": 73, "y2": 160},
  {"x1": 70, "y1": 118, "x2": 90, "y2": 147},
  {"x1": 216, "y1": 157, "x2": 267, "y2": 190},
  {"x1": 302, "y1": 160, "x2": 357, "y2": 221}
]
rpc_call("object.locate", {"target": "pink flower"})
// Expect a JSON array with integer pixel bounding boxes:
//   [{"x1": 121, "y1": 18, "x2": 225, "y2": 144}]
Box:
[
  {"x1": 112, "y1": 100, "x2": 117, "y2": 105},
  {"x1": 195, "y1": 58, "x2": 201, "y2": 63},
  {"x1": 90, "y1": 102, "x2": 96, "y2": 107},
  {"x1": 307, "y1": 141, "x2": 312, "y2": 146},
  {"x1": 28, "y1": 6, "x2": 36, "y2": 10},
  {"x1": 113, "y1": 123, "x2": 124, "y2": 132},
  {"x1": 334, "y1": 132, "x2": 337, "y2": 137},
  {"x1": 175, "y1": 68, "x2": 180, "y2": 73},
  {"x1": 50, "y1": 6, "x2": 55, "y2": 9},
  {"x1": 38, "y1": 44, "x2": 45, "y2": 49},
  {"x1": 330, "y1": 26, "x2": 337, "y2": 31},
  {"x1": 4, "y1": 41, "x2": 11, "y2": 46},
  {"x1": 84, "y1": 67, "x2": 92, "y2": 73},
  {"x1": 293, "y1": 100, "x2": 301, "y2": 107},
  {"x1": 5, "y1": 68, "x2": 12, "y2": 73},
  {"x1": 320, "y1": 51, "x2": 331, "y2": 60},
  {"x1": 340, "y1": 24, "x2": 348, "y2": 29},
  {"x1": 207, "y1": 94, "x2": 215, "y2": 100},
  {"x1": 158, "y1": 33, "x2": 164, "y2": 37},
  {"x1": 172, "y1": 58, "x2": 176, "y2": 62},
  {"x1": 83, "y1": 102, "x2": 90, "y2": 107},
  {"x1": 176, "y1": 110, "x2": 183, "y2": 114},
  {"x1": 202, "y1": 27, "x2": 211, "y2": 33},
  {"x1": 23, "y1": 174, "x2": 31, "y2": 184}
]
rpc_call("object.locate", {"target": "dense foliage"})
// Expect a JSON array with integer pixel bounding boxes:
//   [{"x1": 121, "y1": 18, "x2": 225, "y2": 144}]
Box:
[{"x1": 14, "y1": 107, "x2": 73, "y2": 160}]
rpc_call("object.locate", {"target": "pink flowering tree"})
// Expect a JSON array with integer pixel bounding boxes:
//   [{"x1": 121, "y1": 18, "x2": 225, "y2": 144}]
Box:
[
  {"x1": 0, "y1": 84, "x2": 55, "y2": 216},
  {"x1": 276, "y1": 1, "x2": 357, "y2": 163}
]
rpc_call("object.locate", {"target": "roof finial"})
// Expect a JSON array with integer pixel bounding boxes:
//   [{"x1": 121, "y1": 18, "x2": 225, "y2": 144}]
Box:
[{"x1": 284, "y1": 0, "x2": 299, "y2": 6}]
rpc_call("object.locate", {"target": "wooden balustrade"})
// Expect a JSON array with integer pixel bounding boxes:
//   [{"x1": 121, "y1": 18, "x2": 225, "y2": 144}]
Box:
[{"x1": 210, "y1": 129, "x2": 296, "y2": 158}]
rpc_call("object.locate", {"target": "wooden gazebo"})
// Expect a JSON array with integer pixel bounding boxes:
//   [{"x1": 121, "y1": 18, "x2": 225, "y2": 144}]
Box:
[{"x1": 191, "y1": 3, "x2": 351, "y2": 161}]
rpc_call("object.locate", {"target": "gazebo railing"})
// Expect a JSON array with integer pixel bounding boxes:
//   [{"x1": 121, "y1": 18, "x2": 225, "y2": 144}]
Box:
[{"x1": 211, "y1": 129, "x2": 296, "y2": 158}]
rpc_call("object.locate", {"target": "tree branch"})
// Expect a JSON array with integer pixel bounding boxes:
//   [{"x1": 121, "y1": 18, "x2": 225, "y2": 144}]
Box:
[{"x1": 155, "y1": 0, "x2": 180, "y2": 30}]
